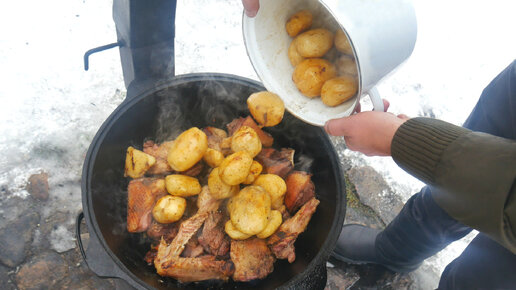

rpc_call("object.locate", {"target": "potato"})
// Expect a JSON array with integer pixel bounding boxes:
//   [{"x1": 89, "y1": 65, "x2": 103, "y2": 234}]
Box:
[
  {"x1": 220, "y1": 137, "x2": 232, "y2": 156},
  {"x1": 228, "y1": 185, "x2": 271, "y2": 235},
  {"x1": 295, "y1": 28, "x2": 334, "y2": 58},
  {"x1": 321, "y1": 76, "x2": 358, "y2": 107},
  {"x1": 335, "y1": 29, "x2": 353, "y2": 55},
  {"x1": 292, "y1": 58, "x2": 337, "y2": 98},
  {"x1": 288, "y1": 38, "x2": 305, "y2": 67},
  {"x1": 231, "y1": 126, "x2": 262, "y2": 157},
  {"x1": 208, "y1": 167, "x2": 239, "y2": 199},
  {"x1": 152, "y1": 195, "x2": 186, "y2": 223},
  {"x1": 256, "y1": 210, "x2": 282, "y2": 239},
  {"x1": 218, "y1": 151, "x2": 253, "y2": 185},
  {"x1": 336, "y1": 55, "x2": 358, "y2": 77},
  {"x1": 165, "y1": 174, "x2": 202, "y2": 197},
  {"x1": 253, "y1": 174, "x2": 287, "y2": 209},
  {"x1": 285, "y1": 10, "x2": 313, "y2": 37},
  {"x1": 225, "y1": 220, "x2": 252, "y2": 240},
  {"x1": 247, "y1": 91, "x2": 285, "y2": 127},
  {"x1": 203, "y1": 148, "x2": 224, "y2": 168},
  {"x1": 124, "y1": 146, "x2": 156, "y2": 178},
  {"x1": 243, "y1": 161, "x2": 263, "y2": 185},
  {"x1": 167, "y1": 127, "x2": 208, "y2": 172}
]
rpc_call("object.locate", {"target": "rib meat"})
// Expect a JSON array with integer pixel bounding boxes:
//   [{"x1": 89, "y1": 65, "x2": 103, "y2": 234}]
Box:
[
  {"x1": 255, "y1": 148, "x2": 295, "y2": 179},
  {"x1": 267, "y1": 198, "x2": 320, "y2": 263},
  {"x1": 143, "y1": 140, "x2": 174, "y2": 175},
  {"x1": 230, "y1": 238, "x2": 275, "y2": 282},
  {"x1": 198, "y1": 211, "x2": 231, "y2": 257},
  {"x1": 127, "y1": 178, "x2": 167, "y2": 233},
  {"x1": 284, "y1": 171, "x2": 315, "y2": 214},
  {"x1": 146, "y1": 219, "x2": 180, "y2": 242}
]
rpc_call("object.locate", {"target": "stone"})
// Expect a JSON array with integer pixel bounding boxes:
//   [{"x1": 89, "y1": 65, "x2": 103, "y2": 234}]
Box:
[
  {"x1": 0, "y1": 211, "x2": 39, "y2": 267},
  {"x1": 0, "y1": 264, "x2": 16, "y2": 290},
  {"x1": 27, "y1": 172, "x2": 49, "y2": 201},
  {"x1": 15, "y1": 252, "x2": 68, "y2": 290}
]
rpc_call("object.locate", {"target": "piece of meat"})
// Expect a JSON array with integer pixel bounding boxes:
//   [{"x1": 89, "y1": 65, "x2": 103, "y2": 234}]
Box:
[
  {"x1": 267, "y1": 198, "x2": 320, "y2": 263},
  {"x1": 203, "y1": 127, "x2": 228, "y2": 151},
  {"x1": 230, "y1": 238, "x2": 275, "y2": 282},
  {"x1": 197, "y1": 185, "x2": 222, "y2": 214},
  {"x1": 226, "y1": 116, "x2": 274, "y2": 147},
  {"x1": 127, "y1": 178, "x2": 167, "y2": 233},
  {"x1": 198, "y1": 211, "x2": 231, "y2": 257},
  {"x1": 284, "y1": 171, "x2": 315, "y2": 213},
  {"x1": 255, "y1": 148, "x2": 294, "y2": 179},
  {"x1": 146, "y1": 219, "x2": 180, "y2": 242},
  {"x1": 277, "y1": 204, "x2": 291, "y2": 221},
  {"x1": 144, "y1": 140, "x2": 174, "y2": 175},
  {"x1": 165, "y1": 212, "x2": 210, "y2": 257},
  {"x1": 181, "y1": 236, "x2": 205, "y2": 258}
]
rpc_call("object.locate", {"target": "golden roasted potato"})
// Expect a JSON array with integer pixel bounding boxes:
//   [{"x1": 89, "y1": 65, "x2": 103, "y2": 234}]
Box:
[
  {"x1": 165, "y1": 174, "x2": 202, "y2": 197},
  {"x1": 256, "y1": 210, "x2": 282, "y2": 239},
  {"x1": 335, "y1": 55, "x2": 358, "y2": 77},
  {"x1": 225, "y1": 220, "x2": 252, "y2": 240},
  {"x1": 167, "y1": 127, "x2": 208, "y2": 172},
  {"x1": 292, "y1": 58, "x2": 337, "y2": 98},
  {"x1": 231, "y1": 126, "x2": 262, "y2": 157},
  {"x1": 288, "y1": 38, "x2": 306, "y2": 67},
  {"x1": 203, "y1": 148, "x2": 224, "y2": 168},
  {"x1": 321, "y1": 76, "x2": 358, "y2": 107},
  {"x1": 247, "y1": 91, "x2": 285, "y2": 127},
  {"x1": 334, "y1": 29, "x2": 353, "y2": 55},
  {"x1": 228, "y1": 185, "x2": 271, "y2": 235},
  {"x1": 124, "y1": 146, "x2": 156, "y2": 178},
  {"x1": 218, "y1": 151, "x2": 254, "y2": 185},
  {"x1": 253, "y1": 174, "x2": 287, "y2": 209},
  {"x1": 152, "y1": 195, "x2": 187, "y2": 223},
  {"x1": 295, "y1": 28, "x2": 334, "y2": 58},
  {"x1": 243, "y1": 161, "x2": 263, "y2": 185},
  {"x1": 208, "y1": 167, "x2": 239, "y2": 199},
  {"x1": 285, "y1": 10, "x2": 313, "y2": 37}
]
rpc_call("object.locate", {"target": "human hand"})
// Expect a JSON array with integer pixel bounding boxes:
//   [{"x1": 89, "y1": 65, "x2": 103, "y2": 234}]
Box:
[
  {"x1": 324, "y1": 100, "x2": 409, "y2": 156},
  {"x1": 242, "y1": 0, "x2": 260, "y2": 17}
]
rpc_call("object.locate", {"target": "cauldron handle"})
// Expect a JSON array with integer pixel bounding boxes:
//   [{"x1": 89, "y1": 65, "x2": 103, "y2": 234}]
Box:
[{"x1": 76, "y1": 212, "x2": 143, "y2": 290}]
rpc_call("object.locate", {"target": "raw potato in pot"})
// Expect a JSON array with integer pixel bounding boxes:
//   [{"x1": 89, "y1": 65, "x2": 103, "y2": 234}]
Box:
[
  {"x1": 335, "y1": 28, "x2": 353, "y2": 55},
  {"x1": 228, "y1": 185, "x2": 272, "y2": 235},
  {"x1": 285, "y1": 10, "x2": 313, "y2": 37},
  {"x1": 292, "y1": 58, "x2": 337, "y2": 98},
  {"x1": 165, "y1": 174, "x2": 202, "y2": 197},
  {"x1": 231, "y1": 126, "x2": 262, "y2": 157},
  {"x1": 208, "y1": 167, "x2": 239, "y2": 199},
  {"x1": 288, "y1": 38, "x2": 305, "y2": 67},
  {"x1": 246, "y1": 91, "x2": 285, "y2": 127},
  {"x1": 321, "y1": 76, "x2": 358, "y2": 107},
  {"x1": 295, "y1": 28, "x2": 334, "y2": 58},
  {"x1": 167, "y1": 127, "x2": 208, "y2": 172},
  {"x1": 124, "y1": 146, "x2": 156, "y2": 178},
  {"x1": 218, "y1": 151, "x2": 254, "y2": 185},
  {"x1": 152, "y1": 195, "x2": 187, "y2": 224}
]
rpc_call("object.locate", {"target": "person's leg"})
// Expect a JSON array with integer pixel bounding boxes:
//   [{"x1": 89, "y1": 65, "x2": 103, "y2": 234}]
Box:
[{"x1": 437, "y1": 233, "x2": 516, "y2": 290}]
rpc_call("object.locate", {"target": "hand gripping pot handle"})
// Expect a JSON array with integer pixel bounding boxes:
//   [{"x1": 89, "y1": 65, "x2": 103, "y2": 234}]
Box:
[{"x1": 368, "y1": 87, "x2": 384, "y2": 112}]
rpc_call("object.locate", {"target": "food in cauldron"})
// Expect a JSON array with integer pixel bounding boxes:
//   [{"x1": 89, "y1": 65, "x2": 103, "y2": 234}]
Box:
[{"x1": 124, "y1": 91, "x2": 320, "y2": 283}]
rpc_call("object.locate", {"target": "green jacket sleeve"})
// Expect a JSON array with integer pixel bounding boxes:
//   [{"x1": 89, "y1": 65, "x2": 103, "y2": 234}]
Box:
[{"x1": 391, "y1": 117, "x2": 516, "y2": 254}]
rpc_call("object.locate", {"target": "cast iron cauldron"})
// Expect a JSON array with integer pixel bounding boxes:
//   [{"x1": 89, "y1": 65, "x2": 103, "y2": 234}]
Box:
[{"x1": 76, "y1": 73, "x2": 346, "y2": 289}]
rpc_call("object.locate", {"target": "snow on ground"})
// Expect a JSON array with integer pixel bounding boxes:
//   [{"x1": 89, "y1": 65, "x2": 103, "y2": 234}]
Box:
[{"x1": 0, "y1": 0, "x2": 514, "y2": 288}]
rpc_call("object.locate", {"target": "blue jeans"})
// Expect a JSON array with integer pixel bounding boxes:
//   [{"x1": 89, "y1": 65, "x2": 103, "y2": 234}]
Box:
[{"x1": 376, "y1": 60, "x2": 516, "y2": 289}]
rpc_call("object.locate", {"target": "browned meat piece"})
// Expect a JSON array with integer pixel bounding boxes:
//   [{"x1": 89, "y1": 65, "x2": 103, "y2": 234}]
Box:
[
  {"x1": 203, "y1": 127, "x2": 228, "y2": 151},
  {"x1": 284, "y1": 171, "x2": 315, "y2": 213},
  {"x1": 127, "y1": 178, "x2": 167, "y2": 233},
  {"x1": 146, "y1": 219, "x2": 180, "y2": 242},
  {"x1": 198, "y1": 211, "x2": 231, "y2": 257},
  {"x1": 144, "y1": 246, "x2": 159, "y2": 265},
  {"x1": 226, "y1": 116, "x2": 274, "y2": 147},
  {"x1": 267, "y1": 198, "x2": 320, "y2": 263},
  {"x1": 165, "y1": 212, "x2": 210, "y2": 257},
  {"x1": 180, "y1": 161, "x2": 205, "y2": 177},
  {"x1": 277, "y1": 204, "x2": 291, "y2": 221},
  {"x1": 230, "y1": 238, "x2": 275, "y2": 282},
  {"x1": 255, "y1": 148, "x2": 294, "y2": 179},
  {"x1": 181, "y1": 236, "x2": 205, "y2": 258},
  {"x1": 155, "y1": 239, "x2": 234, "y2": 283},
  {"x1": 197, "y1": 186, "x2": 222, "y2": 214},
  {"x1": 144, "y1": 140, "x2": 174, "y2": 175}
]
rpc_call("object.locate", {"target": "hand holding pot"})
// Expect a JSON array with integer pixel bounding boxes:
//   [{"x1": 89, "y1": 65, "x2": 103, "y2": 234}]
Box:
[{"x1": 325, "y1": 102, "x2": 409, "y2": 156}]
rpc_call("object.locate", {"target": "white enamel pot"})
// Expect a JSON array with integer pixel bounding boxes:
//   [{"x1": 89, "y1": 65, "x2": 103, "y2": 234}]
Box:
[{"x1": 243, "y1": 0, "x2": 417, "y2": 126}]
